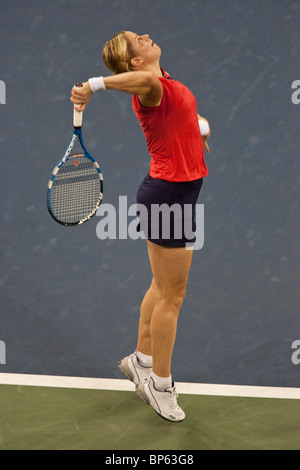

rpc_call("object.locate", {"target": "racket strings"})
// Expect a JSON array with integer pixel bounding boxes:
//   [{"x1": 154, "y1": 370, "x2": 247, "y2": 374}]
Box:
[{"x1": 49, "y1": 154, "x2": 102, "y2": 224}]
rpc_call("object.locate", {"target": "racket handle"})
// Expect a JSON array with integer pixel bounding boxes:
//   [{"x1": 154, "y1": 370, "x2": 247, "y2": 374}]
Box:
[
  {"x1": 73, "y1": 107, "x2": 83, "y2": 128},
  {"x1": 73, "y1": 83, "x2": 83, "y2": 128}
]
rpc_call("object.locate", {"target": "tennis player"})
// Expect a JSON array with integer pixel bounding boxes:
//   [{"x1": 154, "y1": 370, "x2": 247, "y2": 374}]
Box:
[{"x1": 71, "y1": 31, "x2": 210, "y2": 422}]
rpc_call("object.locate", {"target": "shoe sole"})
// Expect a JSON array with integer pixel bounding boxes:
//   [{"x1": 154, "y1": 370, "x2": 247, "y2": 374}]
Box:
[{"x1": 154, "y1": 411, "x2": 185, "y2": 423}]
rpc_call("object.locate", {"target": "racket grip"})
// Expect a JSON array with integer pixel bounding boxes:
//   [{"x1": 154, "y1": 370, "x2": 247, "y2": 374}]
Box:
[
  {"x1": 73, "y1": 83, "x2": 83, "y2": 128},
  {"x1": 73, "y1": 107, "x2": 83, "y2": 128}
]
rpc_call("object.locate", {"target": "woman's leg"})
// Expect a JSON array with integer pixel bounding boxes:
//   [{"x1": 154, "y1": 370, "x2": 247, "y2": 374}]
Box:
[
  {"x1": 136, "y1": 279, "x2": 157, "y2": 356},
  {"x1": 146, "y1": 240, "x2": 193, "y2": 378}
]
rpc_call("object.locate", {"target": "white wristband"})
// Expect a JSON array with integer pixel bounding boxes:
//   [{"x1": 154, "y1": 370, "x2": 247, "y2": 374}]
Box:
[
  {"x1": 198, "y1": 119, "x2": 210, "y2": 136},
  {"x1": 88, "y1": 76, "x2": 106, "y2": 93}
]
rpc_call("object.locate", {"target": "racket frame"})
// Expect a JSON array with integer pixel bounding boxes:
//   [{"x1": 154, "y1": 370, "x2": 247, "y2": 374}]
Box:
[{"x1": 47, "y1": 127, "x2": 103, "y2": 226}]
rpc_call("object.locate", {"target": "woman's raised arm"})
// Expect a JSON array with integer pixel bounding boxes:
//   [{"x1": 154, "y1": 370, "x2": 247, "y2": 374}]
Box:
[{"x1": 70, "y1": 71, "x2": 163, "y2": 111}]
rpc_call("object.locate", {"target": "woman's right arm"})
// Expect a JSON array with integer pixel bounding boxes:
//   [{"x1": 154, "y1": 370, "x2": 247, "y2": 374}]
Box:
[{"x1": 70, "y1": 71, "x2": 163, "y2": 111}]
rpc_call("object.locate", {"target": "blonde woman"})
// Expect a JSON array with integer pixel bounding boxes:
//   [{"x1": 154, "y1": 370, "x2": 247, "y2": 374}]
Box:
[{"x1": 71, "y1": 31, "x2": 210, "y2": 422}]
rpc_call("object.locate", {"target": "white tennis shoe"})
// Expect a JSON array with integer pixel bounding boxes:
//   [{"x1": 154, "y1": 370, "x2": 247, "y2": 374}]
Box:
[
  {"x1": 118, "y1": 352, "x2": 152, "y2": 387},
  {"x1": 136, "y1": 377, "x2": 185, "y2": 422}
]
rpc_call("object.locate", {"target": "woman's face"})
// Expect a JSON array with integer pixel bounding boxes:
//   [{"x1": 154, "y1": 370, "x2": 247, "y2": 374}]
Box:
[{"x1": 125, "y1": 31, "x2": 161, "y2": 67}]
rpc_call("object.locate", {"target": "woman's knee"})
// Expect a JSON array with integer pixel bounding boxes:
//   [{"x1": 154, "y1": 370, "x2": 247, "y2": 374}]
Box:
[{"x1": 155, "y1": 281, "x2": 187, "y2": 311}]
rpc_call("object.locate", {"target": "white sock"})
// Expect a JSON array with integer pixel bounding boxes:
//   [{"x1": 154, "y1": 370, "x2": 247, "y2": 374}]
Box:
[
  {"x1": 136, "y1": 351, "x2": 153, "y2": 368},
  {"x1": 151, "y1": 372, "x2": 172, "y2": 391}
]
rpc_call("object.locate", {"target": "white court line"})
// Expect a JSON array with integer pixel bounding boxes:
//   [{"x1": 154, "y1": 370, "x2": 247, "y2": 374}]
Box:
[{"x1": 0, "y1": 373, "x2": 300, "y2": 400}]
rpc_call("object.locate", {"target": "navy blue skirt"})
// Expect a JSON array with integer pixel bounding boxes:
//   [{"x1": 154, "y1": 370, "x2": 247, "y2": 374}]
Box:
[{"x1": 136, "y1": 174, "x2": 203, "y2": 248}]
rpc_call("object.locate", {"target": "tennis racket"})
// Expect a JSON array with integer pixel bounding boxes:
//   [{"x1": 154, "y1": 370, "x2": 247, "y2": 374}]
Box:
[{"x1": 47, "y1": 85, "x2": 103, "y2": 226}]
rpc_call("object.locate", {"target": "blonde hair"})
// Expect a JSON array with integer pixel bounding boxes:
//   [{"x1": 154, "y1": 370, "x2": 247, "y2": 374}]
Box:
[{"x1": 102, "y1": 31, "x2": 135, "y2": 74}]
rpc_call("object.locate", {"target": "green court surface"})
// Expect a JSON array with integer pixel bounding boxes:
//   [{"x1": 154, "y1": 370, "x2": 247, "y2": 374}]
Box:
[{"x1": 0, "y1": 384, "x2": 299, "y2": 450}]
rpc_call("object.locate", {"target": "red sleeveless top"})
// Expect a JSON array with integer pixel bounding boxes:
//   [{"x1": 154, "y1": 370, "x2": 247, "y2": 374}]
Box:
[{"x1": 132, "y1": 70, "x2": 208, "y2": 182}]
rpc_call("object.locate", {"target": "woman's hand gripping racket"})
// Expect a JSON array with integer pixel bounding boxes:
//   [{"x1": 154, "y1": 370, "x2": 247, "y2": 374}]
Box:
[{"x1": 47, "y1": 85, "x2": 103, "y2": 225}]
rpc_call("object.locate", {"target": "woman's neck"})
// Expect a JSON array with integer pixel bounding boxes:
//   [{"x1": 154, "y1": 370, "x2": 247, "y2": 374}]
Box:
[{"x1": 141, "y1": 62, "x2": 162, "y2": 77}]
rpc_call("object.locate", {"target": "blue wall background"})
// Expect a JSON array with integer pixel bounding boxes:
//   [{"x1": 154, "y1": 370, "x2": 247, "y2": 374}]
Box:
[{"x1": 0, "y1": 0, "x2": 299, "y2": 387}]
